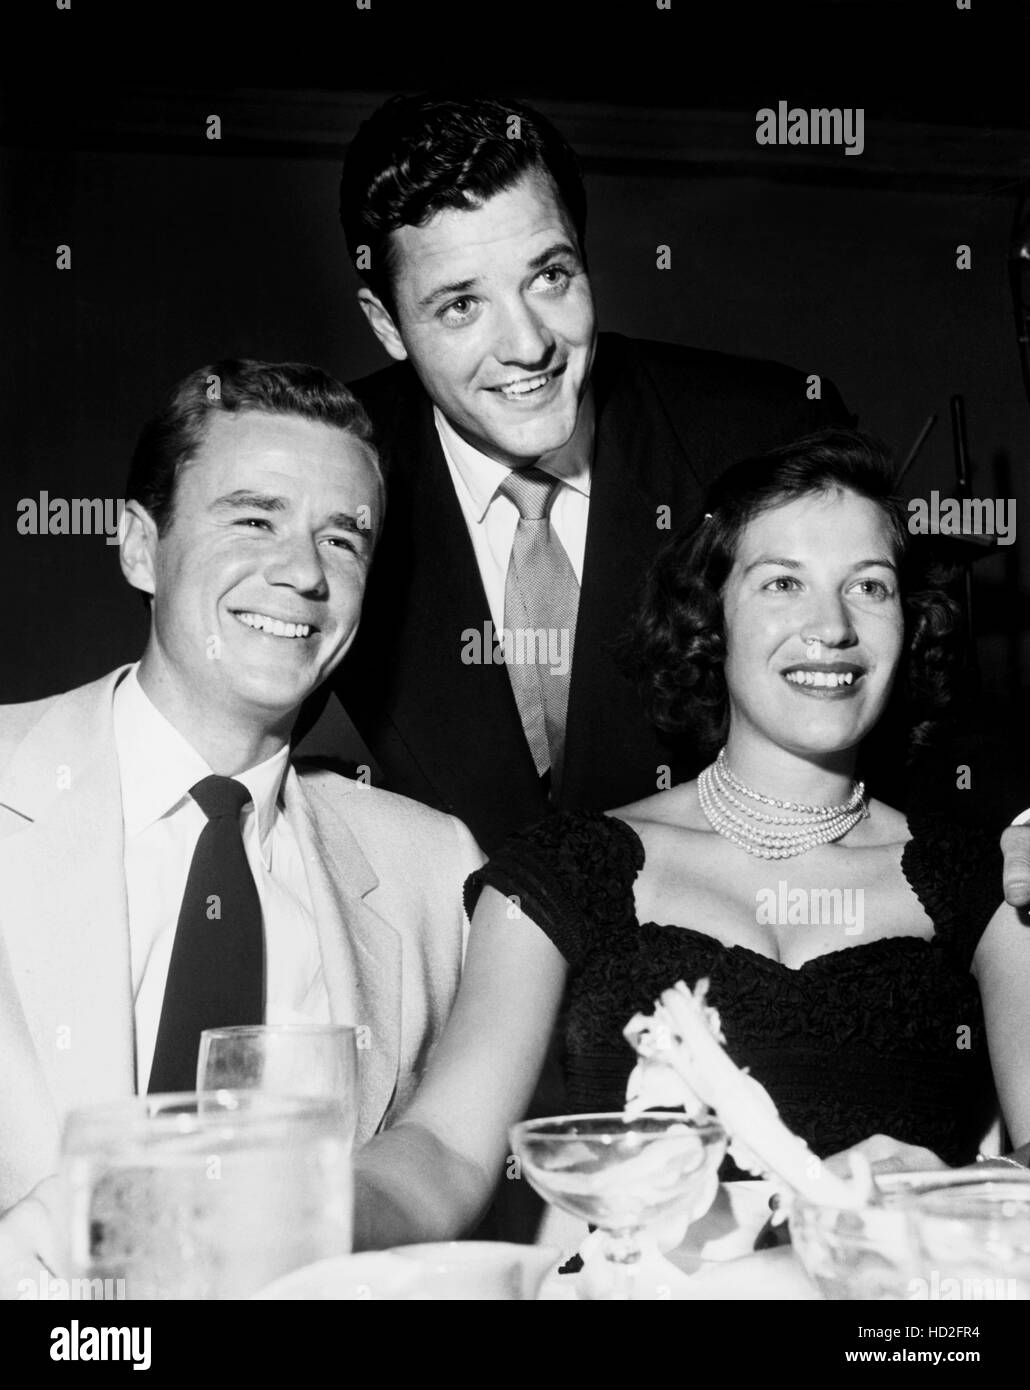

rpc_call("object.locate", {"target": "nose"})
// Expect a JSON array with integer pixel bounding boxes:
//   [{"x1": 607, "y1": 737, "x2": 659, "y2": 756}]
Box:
[
  {"x1": 800, "y1": 590, "x2": 858, "y2": 649},
  {"x1": 264, "y1": 532, "x2": 329, "y2": 599},
  {"x1": 493, "y1": 295, "x2": 554, "y2": 368}
]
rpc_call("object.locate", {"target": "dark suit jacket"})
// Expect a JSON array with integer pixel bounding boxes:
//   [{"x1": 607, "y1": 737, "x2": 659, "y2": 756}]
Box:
[{"x1": 334, "y1": 333, "x2": 849, "y2": 852}]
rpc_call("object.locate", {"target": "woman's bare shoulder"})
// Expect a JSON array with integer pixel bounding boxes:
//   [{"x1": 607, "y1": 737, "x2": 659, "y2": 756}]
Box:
[
  {"x1": 608, "y1": 781, "x2": 706, "y2": 835},
  {"x1": 858, "y1": 797, "x2": 912, "y2": 847}
]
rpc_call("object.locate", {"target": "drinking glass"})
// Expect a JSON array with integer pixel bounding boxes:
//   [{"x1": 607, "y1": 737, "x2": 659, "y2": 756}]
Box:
[
  {"x1": 790, "y1": 1166, "x2": 1030, "y2": 1300},
  {"x1": 61, "y1": 1091, "x2": 353, "y2": 1299},
  {"x1": 198, "y1": 1024, "x2": 358, "y2": 1143},
  {"x1": 509, "y1": 1112, "x2": 726, "y2": 1300},
  {"x1": 909, "y1": 1171, "x2": 1030, "y2": 1300}
]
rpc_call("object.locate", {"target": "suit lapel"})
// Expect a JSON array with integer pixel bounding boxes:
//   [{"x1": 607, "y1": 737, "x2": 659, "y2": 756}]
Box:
[
  {"x1": 355, "y1": 386, "x2": 546, "y2": 839},
  {"x1": 0, "y1": 667, "x2": 412, "y2": 1192},
  {"x1": 350, "y1": 340, "x2": 710, "y2": 835},
  {"x1": 284, "y1": 773, "x2": 402, "y2": 1146},
  {"x1": 562, "y1": 338, "x2": 707, "y2": 804},
  {"x1": 0, "y1": 671, "x2": 136, "y2": 1202}
]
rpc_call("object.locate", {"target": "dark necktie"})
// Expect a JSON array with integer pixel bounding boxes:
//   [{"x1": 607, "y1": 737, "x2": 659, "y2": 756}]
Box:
[
  {"x1": 147, "y1": 776, "x2": 265, "y2": 1094},
  {"x1": 498, "y1": 467, "x2": 580, "y2": 788}
]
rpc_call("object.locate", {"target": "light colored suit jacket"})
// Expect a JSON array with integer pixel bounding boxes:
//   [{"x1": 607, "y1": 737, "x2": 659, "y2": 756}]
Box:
[{"x1": 0, "y1": 667, "x2": 484, "y2": 1212}]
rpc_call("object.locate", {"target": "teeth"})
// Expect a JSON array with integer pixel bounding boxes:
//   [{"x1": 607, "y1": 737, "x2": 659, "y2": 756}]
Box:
[
  {"x1": 785, "y1": 670, "x2": 855, "y2": 688},
  {"x1": 235, "y1": 611, "x2": 311, "y2": 639},
  {"x1": 499, "y1": 373, "x2": 550, "y2": 397}
]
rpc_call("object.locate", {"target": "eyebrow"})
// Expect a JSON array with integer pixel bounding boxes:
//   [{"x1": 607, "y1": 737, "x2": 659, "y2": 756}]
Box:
[
  {"x1": 417, "y1": 241, "x2": 582, "y2": 310},
  {"x1": 418, "y1": 277, "x2": 478, "y2": 310},
  {"x1": 210, "y1": 491, "x2": 372, "y2": 540},
  {"x1": 325, "y1": 513, "x2": 372, "y2": 540},
  {"x1": 744, "y1": 555, "x2": 898, "y2": 574},
  {"x1": 526, "y1": 240, "x2": 580, "y2": 271},
  {"x1": 211, "y1": 490, "x2": 287, "y2": 513}
]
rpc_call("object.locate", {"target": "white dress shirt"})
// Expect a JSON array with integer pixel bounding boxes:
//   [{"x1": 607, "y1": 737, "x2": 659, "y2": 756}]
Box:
[
  {"x1": 434, "y1": 401, "x2": 593, "y2": 634},
  {"x1": 112, "y1": 666, "x2": 330, "y2": 1091}
]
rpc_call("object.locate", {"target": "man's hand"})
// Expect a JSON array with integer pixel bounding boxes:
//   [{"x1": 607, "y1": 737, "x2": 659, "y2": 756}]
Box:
[
  {"x1": 1001, "y1": 824, "x2": 1030, "y2": 909},
  {"x1": 0, "y1": 1176, "x2": 63, "y2": 1300}
]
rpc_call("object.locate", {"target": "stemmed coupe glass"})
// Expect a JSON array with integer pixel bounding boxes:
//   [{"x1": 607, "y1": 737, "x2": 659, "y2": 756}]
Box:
[{"x1": 509, "y1": 1111, "x2": 726, "y2": 1300}]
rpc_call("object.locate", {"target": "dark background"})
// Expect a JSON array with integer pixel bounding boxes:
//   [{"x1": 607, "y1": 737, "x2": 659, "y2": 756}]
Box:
[{"x1": 2, "y1": 1, "x2": 1029, "y2": 800}]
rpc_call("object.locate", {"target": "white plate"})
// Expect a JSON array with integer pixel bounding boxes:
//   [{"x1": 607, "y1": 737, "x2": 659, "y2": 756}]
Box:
[
  {"x1": 252, "y1": 1252, "x2": 421, "y2": 1301},
  {"x1": 675, "y1": 1247, "x2": 821, "y2": 1300},
  {"x1": 253, "y1": 1242, "x2": 560, "y2": 1301}
]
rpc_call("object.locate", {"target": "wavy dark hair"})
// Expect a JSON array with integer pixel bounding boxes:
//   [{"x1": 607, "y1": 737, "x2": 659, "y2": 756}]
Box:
[
  {"x1": 340, "y1": 92, "x2": 588, "y2": 315},
  {"x1": 622, "y1": 428, "x2": 961, "y2": 773}
]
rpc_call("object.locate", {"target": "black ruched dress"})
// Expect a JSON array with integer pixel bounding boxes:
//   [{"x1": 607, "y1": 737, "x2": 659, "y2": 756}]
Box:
[{"x1": 465, "y1": 810, "x2": 1000, "y2": 1175}]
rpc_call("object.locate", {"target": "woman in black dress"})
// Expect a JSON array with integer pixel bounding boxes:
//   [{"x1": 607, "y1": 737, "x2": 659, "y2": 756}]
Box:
[{"x1": 355, "y1": 430, "x2": 1030, "y2": 1248}]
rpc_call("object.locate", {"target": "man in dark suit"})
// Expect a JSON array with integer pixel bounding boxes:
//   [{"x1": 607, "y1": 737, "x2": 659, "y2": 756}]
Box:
[{"x1": 327, "y1": 92, "x2": 849, "y2": 853}]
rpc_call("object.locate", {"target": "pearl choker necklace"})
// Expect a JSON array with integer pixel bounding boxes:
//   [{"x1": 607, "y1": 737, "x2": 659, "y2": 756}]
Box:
[{"x1": 697, "y1": 749, "x2": 867, "y2": 860}]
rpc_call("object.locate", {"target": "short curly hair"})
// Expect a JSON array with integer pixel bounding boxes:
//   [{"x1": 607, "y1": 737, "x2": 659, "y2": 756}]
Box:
[
  {"x1": 622, "y1": 428, "x2": 961, "y2": 769},
  {"x1": 340, "y1": 92, "x2": 588, "y2": 315}
]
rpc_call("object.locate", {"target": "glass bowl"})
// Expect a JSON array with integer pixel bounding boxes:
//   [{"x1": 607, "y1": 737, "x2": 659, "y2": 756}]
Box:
[
  {"x1": 509, "y1": 1112, "x2": 726, "y2": 1233},
  {"x1": 509, "y1": 1111, "x2": 727, "y2": 1300},
  {"x1": 789, "y1": 1166, "x2": 1030, "y2": 1301}
]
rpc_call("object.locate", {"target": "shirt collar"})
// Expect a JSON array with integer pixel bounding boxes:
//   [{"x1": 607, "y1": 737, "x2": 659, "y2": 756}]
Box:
[
  {"x1": 433, "y1": 389, "x2": 594, "y2": 525},
  {"x1": 111, "y1": 664, "x2": 289, "y2": 867}
]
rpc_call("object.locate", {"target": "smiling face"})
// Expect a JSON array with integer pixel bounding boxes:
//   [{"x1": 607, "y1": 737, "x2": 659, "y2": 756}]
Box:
[
  {"x1": 123, "y1": 411, "x2": 381, "y2": 742},
  {"x1": 359, "y1": 169, "x2": 597, "y2": 468},
  {"x1": 720, "y1": 488, "x2": 905, "y2": 764}
]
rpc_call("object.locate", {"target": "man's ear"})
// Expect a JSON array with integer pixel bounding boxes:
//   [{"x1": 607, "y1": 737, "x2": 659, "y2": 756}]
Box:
[
  {"x1": 119, "y1": 500, "x2": 159, "y2": 599},
  {"x1": 357, "y1": 288, "x2": 408, "y2": 363}
]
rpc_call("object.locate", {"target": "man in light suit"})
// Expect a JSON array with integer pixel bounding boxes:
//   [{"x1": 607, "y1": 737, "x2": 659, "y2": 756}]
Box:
[
  {"x1": 313, "y1": 92, "x2": 851, "y2": 854},
  {"x1": 0, "y1": 359, "x2": 482, "y2": 1281}
]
